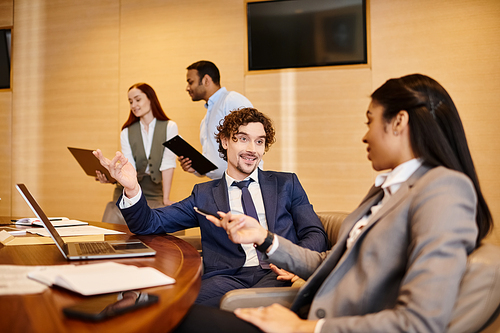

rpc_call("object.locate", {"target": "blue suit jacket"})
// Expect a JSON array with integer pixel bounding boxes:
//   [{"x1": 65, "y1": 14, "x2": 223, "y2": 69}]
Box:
[{"x1": 120, "y1": 169, "x2": 328, "y2": 277}]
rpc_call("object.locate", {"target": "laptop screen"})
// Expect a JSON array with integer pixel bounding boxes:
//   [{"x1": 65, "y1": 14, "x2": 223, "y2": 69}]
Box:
[{"x1": 16, "y1": 184, "x2": 68, "y2": 258}]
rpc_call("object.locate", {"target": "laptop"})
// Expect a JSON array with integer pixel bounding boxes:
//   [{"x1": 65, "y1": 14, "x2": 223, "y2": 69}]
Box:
[
  {"x1": 16, "y1": 184, "x2": 156, "y2": 260},
  {"x1": 68, "y1": 147, "x2": 116, "y2": 183}
]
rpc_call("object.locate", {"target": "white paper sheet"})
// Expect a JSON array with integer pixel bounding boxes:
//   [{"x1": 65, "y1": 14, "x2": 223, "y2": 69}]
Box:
[
  {"x1": 28, "y1": 262, "x2": 175, "y2": 295},
  {"x1": 27, "y1": 225, "x2": 125, "y2": 237},
  {"x1": 0, "y1": 265, "x2": 54, "y2": 295}
]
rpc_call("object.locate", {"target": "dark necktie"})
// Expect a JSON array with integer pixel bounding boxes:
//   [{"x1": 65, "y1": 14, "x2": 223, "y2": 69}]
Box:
[{"x1": 232, "y1": 180, "x2": 270, "y2": 269}]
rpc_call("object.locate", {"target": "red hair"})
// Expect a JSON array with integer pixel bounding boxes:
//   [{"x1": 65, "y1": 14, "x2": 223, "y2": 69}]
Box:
[{"x1": 121, "y1": 83, "x2": 170, "y2": 130}]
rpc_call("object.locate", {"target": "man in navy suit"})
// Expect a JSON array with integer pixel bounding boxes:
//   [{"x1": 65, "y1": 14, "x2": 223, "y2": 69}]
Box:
[{"x1": 94, "y1": 107, "x2": 328, "y2": 307}]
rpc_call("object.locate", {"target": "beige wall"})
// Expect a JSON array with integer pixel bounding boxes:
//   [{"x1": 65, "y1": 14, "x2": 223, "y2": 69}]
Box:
[
  {"x1": 0, "y1": 0, "x2": 13, "y2": 27},
  {"x1": 3, "y1": 0, "x2": 500, "y2": 243},
  {"x1": 0, "y1": 0, "x2": 12, "y2": 216},
  {"x1": 0, "y1": 91, "x2": 11, "y2": 216}
]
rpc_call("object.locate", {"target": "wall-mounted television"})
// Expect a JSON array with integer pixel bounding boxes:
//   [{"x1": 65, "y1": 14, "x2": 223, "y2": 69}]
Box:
[
  {"x1": 247, "y1": 0, "x2": 367, "y2": 71},
  {"x1": 0, "y1": 29, "x2": 11, "y2": 89}
]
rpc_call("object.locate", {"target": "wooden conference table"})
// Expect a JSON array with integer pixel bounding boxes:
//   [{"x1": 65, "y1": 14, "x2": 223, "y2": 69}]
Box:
[{"x1": 0, "y1": 217, "x2": 202, "y2": 333}]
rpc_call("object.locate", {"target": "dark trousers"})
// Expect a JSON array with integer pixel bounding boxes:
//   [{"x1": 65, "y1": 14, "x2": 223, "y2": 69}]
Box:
[
  {"x1": 195, "y1": 266, "x2": 292, "y2": 307},
  {"x1": 173, "y1": 304, "x2": 262, "y2": 333}
]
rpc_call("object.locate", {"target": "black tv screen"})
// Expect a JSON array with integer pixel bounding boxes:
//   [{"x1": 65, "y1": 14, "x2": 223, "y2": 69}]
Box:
[
  {"x1": 247, "y1": 0, "x2": 367, "y2": 71},
  {"x1": 0, "y1": 29, "x2": 11, "y2": 89}
]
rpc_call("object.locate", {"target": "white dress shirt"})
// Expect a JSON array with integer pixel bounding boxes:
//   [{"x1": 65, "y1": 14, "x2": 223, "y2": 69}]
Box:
[
  {"x1": 225, "y1": 169, "x2": 268, "y2": 267},
  {"x1": 346, "y1": 158, "x2": 424, "y2": 249}
]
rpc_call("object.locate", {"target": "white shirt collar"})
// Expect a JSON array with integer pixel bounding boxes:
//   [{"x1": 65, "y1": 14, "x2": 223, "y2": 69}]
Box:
[
  {"x1": 205, "y1": 87, "x2": 227, "y2": 109},
  {"x1": 375, "y1": 158, "x2": 423, "y2": 193},
  {"x1": 139, "y1": 117, "x2": 156, "y2": 131},
  {"x1": 225, "y1": 168, "x2": 260, "y2": 190}
]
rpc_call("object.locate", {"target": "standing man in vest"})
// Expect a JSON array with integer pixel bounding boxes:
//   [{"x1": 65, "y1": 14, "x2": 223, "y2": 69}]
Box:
[{"x1": 179, "y1": 60, "x2": 253, "y2": 180}]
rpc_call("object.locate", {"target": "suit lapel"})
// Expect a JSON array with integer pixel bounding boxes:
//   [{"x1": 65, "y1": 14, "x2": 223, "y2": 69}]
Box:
[
  {"x1": 334, "y1": 186, "x2": 384, "y2": 248},
  {"x1": 330, "y1": 164, "x2": 432, "y2": 274},
  {"x1": 212, "y1": 176, "x2": 230, "y2": 213},
  {"x1": 259, "y1": 170, "x2": 277, "y2": 232},
  {"x1": 326, "y1": 187, "x2": 385, "y2": 275},
  {"x1": 293, "y1": 165, "x2": 432, "y2": 312},
  {"x1": 321, "y1": 187, "x2": 383, "y2": 272},
  {"x1": 355, "y1": 164, "x2": 431, "y2": 240},
  {"x1": 292, "y1": 186, "x2": 384, "y2": 312}
]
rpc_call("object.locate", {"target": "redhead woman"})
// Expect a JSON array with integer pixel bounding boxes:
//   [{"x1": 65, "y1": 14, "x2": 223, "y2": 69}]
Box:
[{"x1": 97, "y1": 83, "x2": 178, "y2": 224}]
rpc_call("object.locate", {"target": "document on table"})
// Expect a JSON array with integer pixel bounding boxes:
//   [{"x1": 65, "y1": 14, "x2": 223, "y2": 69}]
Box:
[
  {"x1": 27, "y1": 225, "x2": 125, "y2": 237},
  {"x1": 28, "y1": 262, "x2": 176, "y2": 295},
  {"x1": 0, "y1": 265, "x2": 54, "y2": 295},
  {"x1": 0, "y1": 230, "x2": 104, "y2": 246},
  {"x1": 0, "y1": 226, "x2": 26, "y2": 236}
]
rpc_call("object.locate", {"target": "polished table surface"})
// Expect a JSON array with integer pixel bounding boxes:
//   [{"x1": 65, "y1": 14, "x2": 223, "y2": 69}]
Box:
[{"x1": 0, "y1": 217, "x2": 202, "y2": 333}]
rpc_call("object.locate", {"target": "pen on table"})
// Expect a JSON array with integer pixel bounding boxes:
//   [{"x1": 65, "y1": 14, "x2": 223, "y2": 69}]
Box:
[{"x1": 10, "y1": 218, "x2": 63, "y2": 222}]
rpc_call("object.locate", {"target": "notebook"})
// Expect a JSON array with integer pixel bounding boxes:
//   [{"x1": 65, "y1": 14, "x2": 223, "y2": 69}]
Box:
[
  {"x1": 16, "y1": 184, "x2": 156, "y2": 260},
  {"x1": 68, "y1": 147, "x2": 116, "y2": 183},
  {"x1": 163, "y1": 135, "x2": 217, "y2": 175}
]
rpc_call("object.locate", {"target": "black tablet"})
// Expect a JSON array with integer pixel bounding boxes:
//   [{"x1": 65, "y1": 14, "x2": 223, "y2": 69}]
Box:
[{"x1": 163, "y1": 135, "x2": 217, "y2": 175}]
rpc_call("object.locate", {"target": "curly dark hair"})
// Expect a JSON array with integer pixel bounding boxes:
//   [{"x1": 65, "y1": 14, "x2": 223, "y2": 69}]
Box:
[{"x1": 215, "y1": 107, "x2": 276, "y2": 161}]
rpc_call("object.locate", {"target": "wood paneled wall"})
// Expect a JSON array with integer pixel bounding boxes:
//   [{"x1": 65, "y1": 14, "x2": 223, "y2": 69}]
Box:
[
  {"x1": 11, "y1": 0, "x2": 120, "y2": 217},
  {"x1": 0, "y1": 92, "x2": 11, "y2": 216},
  {"x1": 3, "y1": 0, "x2": 500, "y2": 243},
  {"x1": 0, "y1": 0, "x2": 13, "y2": 27},
  {"x1": 0, "y1": 0, "x2": 12, "y2": 216}
]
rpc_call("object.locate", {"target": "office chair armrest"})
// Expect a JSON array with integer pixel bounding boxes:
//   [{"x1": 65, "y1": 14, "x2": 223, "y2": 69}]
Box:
[{"x1": 220, "y1": 286, "x2": 300, "y2": 312}]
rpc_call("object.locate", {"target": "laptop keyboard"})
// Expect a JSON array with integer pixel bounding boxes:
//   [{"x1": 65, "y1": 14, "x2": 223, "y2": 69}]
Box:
[{"x1": 78, "y1": 242, "x2": 116, "y2": 255}]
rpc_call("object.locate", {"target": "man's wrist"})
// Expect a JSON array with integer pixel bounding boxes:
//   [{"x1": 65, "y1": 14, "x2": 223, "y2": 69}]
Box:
[
  {"x1": 254, "y1": 230, "x2": 274, "y2": 252},
  {"x1": 124, "y1": 184, "x2": 140, "y2": 199}
]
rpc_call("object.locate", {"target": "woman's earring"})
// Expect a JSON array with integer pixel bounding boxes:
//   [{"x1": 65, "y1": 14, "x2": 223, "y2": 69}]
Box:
[{"x1": 393, "y1": 131, "x2": 398, "y2": 136}]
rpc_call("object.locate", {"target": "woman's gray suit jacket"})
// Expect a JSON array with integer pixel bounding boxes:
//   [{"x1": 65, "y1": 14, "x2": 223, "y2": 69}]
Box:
[{"x1": 267, "y1": 165, "x2": 478, "y2": 333}]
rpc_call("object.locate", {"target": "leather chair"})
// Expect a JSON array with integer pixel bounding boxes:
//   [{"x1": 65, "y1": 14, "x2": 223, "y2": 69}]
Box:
[{"x1": 220, "y1": 211, "x2": 500, "y2": 332}]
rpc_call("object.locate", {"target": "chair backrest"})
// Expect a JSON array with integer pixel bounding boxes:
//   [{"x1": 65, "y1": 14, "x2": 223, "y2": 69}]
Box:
[
  {"x1": 316, "y1": 211, "x2": 349, "y2": 247},
  {"x1": 315, "y1": 211, "x2": 500, "y2": 332},
  {"x1": 447, "y1": 242, "x2": 500, "y2": 332}
]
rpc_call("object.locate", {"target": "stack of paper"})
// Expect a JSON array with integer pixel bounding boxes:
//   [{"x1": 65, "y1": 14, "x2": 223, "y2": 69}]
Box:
[{"x1": 28, "y1": 262, "x2": 175, "y2": 295}]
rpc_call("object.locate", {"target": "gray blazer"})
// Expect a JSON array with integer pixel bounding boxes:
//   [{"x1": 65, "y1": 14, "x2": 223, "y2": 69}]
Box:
[{"x1": 267, "y1": 165, "x2": 478, "y2": 333}]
